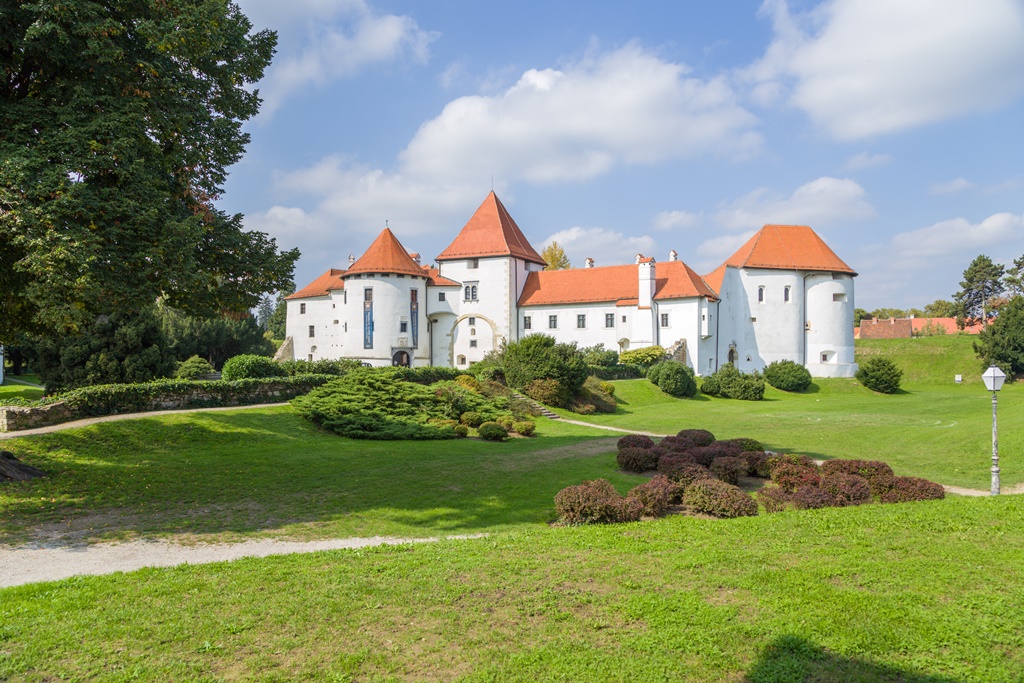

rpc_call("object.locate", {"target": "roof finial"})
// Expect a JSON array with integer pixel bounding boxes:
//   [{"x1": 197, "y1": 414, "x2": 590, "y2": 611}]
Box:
[{"x1": 385, "y1": 219, "x2": 389, "y2": 229}]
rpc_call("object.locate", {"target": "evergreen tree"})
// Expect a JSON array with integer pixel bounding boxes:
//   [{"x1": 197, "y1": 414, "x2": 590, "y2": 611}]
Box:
[
  {"x1": 974, "y1": 295, "x2": 1024, "y2": 377},
  {"x1": 953, "y1": 255, "x2": 1005, "y2": 328},
  {"x1": 542, "y1": 241, "x2": 571, "y2": 270},
  {"x1": 158, "y1": 303, "x2": 274, "y2": 369},
  {"x1": 1003, "y1": 255, "x2": 1024, "y2": 298}
]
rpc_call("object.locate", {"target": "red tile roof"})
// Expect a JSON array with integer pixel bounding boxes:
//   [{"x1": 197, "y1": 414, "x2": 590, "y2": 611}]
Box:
[
  {"x1": 910, "y1": 317, "x2": 984, "y2": 334},
  {"x1": 702, "y1": 264, "x2": 727, "y2": 296},
  {"x1": 345, "y1": 228, "x2": 426, "y2": 278},
  {"x1": 423, "y1": 265, "x2": 460, "y2": 287},
  {"x1": 436, "y1": 192, "x2": 546, "y2": 265},
  {"x1": 724, "y1": 225, "x2": 856, "y2": 274},
  {"x1": 518, "y1": 261, "x2": 718, "y2": 307},
  {"x1": 286, "y1": 269, "x2": 346, "y2": 300}
]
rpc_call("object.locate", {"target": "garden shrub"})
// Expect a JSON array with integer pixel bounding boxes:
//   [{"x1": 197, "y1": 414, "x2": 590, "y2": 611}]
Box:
[
  {"x1": 477, "y1": 421, "x2": 509, "y2": 441},
  {"x1": 600, "y1": 381, "x2": 615, "y2": 396},
  {"x1": 578, "y1": 375, "x2": 617, "y2": 413},
  {"x1": 278, "y1": 358, "x2": 363, "y2": 377},
  {"x1": 766, "y1": 453, "x2": 817, "y2": 474},
  {"x1": 659, "y1": 435, "x2": 694, "y2": 453},
  {"x1": 716, "y1": 437, "x2": 763, "y2": 452},
  {"x1": 655, "y1": 361, "x2": 698, "y2": 398},
  {"x1": 586, "y1": 364, "x2": 644, "y2": 380},
  {"x1": 683, "y1": 479, "x2": 758, "y2": 518},
  {"x1": 657, "y1": 457, "x2": 711, "y2": 487},
  {"x1": 879, "y1": 477, "x2": 945, "y2": 503},
  {"x1": 504, "y1": 335, "x2": 588, "y2": 398},
  {"x1": 687, "y1": 444, "x2": 741, "y2": 468},
  {"x1": 581, "y1": 344, "x2": 619, "y2": 367},
  {"x1": 740, "y1": 451, "x2": 770, "y2": 478},
  {"x1": 455, "y1": 374, "x2": 482, "y2": 393},
  {"x1": 617, "y1": 447, "x2": 660, "y2": 473},
  {"x1": 710, "y1": 456, "x2": 746, "y2": 485},
  {"x1": 628, "y1": 475, "x2": 681, "y2": 517},
  {"x1": 512, "y1": 420, "x2": 535, "y2": 436},
  {"x1": 820, "y1": 473, "x2": 872, "y2": 506},
  {"x1": 390, "y1": 366, "x2": 468, "y2": 385},
  {"x1": 570, "y1": 401, "x2": 596, "y2": 414},
  {"x1": 453, "y1": 424, "x2": 469, "y2": 437},
  {"x1": 497, "y1": 415, "x2": 515, "y2": 430},
  {"x1": 699, "y1": 373, "x2": 720, "y2": 396},
  {"x1": 174, "y1": 355, "x2": 215, "y2": 380},
  {"x1": 523, "y1": 378, "x2": 570, "y2": 408},
  {"x1": 790, "y1": 486, "x2": 838, "y2": 510},
  {"x1": 554, "y1": 479, "x2": 642, "y2": 525},
  {"x1": 700, "y1": 363, "x2": 765, "y2": 400},
  {"x1": 618, "y1": 434, "x2": 654, "y2": 450},
  {"x1": 820, "y1": 459, "x2": 895, "y2": 495},
  {"x1": 763, "y1": 360, "x2": 813, "y2": 392},
  {"x1": 677, "y1": 429, "x2": 715, "y2": 446},
  {"x1": 771, "y1": 462, "x2": 821, "y2": 493},
  {"x1": 758, "y1": 485, "x2": 793, "y2": 513},
  {"x1": 460, "y1": 411, "x2": 484, "y2": 428},
  {"x1": 221, "y1": 354, "x2": 287, "y2": 381},
  {"x1": 619, "y1": 345, "x2": 666, "y2": 368},
  {"x1": 856, "y1": 357, "x2": 903, "y2": 394},
  {"x1": 646, "y1": 362, "x2": 666, "y2": 384}
]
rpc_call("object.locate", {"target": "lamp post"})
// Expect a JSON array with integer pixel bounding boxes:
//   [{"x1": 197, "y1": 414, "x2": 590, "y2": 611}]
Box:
[{"x1": 981, "y1": 365, "x2": 1006, "y2": 495}]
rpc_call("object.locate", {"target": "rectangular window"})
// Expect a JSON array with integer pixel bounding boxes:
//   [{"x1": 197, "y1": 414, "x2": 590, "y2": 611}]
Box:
[
  {"x1": 343, "y1": 291, "x2": 347, "y2": 305},
  {"x1": 300, "y1": 303, "x2": 306, "y2": 314},
  {"x1": 833, "y1": 293, "x2": 847, "y2": 302},
  {"x1": 410, "y1": 289, "x2": 418, "y2": 303},
  {"x1": 470, "y1": 340, "x2": 478, "y2": 348},
  {"x1": 660, "y1": 313, "x2": 669, "y2": 327},
  {"x1": 364, "y1": 288, "x2": 373, "y2": 302},
  {"x1": 469, "y1": 258, "x2": 479, "y2": 269},
  {"x1": 308, "y1": 325, "x2": 315, "y2": 338},
  {"x1": 400, "y1": 321, "x2": 408, "y2": 333},
  {"x1": 464, "y1": 282, "x2": 479, "y2": 301},
  {"x1": 468, "y1": 316, "x2": 476, "y2": 325},
  {"x1": 622, "y1": 315, "x2": 627, "y2": 323},
  {"x1": 577, "y1": 314, "x2": 586, "y2": 329},
  {"x1": 523, "y1": 316, "x2": 532, "y2": 330},
  {"x1": 784, "y1": 286, "x2": 791, "y2": 303},
  {"x1": 605, "y1": 313, "x2": 614, "y2": 328},
  {"x1": 439, "y1": 292, "x2": 446, "y2": 302},
  {"x1": 548, "y1": 315, "x2": 558, "y2": 329}
]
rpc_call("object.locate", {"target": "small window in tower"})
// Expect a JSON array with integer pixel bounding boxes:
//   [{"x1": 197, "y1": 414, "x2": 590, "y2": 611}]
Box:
[
  {"x1": 471, "y1": 328, "x2": 476, "y2": 336},
  {"x1": 300, "y1": 303, "x2": 306, "y2": 314},
  {"x1": 400, "y1": 321, "x2": 408, "y2": 333},
  {"x1": 470, "y1": 340, "x2": 478, "y2": 348},
  {"x1": 458, "y1": 355, "x2": 466, "y2": 365},
  {"x1": 464, "y1": 283, "x2": 479, "y2": 301},
  {"x1": 308, "y1": 325, "x2": 315, "y2": 338},
  {"x1": 605, "y1": 313, "x2": 614, "y2": 328},
  {"x1": 833, "y1": 293, "x2": 847, "y2": 302},
  {"x1": 577, "y1": 314, "x2": 586, "y2": 329},
  {"x1": 758, "y1": 286, "x2": 765, "y2": 303},
  {"x1": 468, "y1": 317, "x2": 476, "y2": 325},
  {"x1": 397, "y1": 274, "x2": 405, "y2": 279},
  {"x1": 822, "y1": 353, "x2": 829, "y2": 362},
  {"x1": 364, "y1": 288, "x2": 373, "y2": 302},
  {"x1": 411, "y1": 289, "x2": 418, "y2": 303},
  {"x1": 343, "y1": 291, "x2": 347, "y2": 304},
  {"x1": 524, "y1": 315, "x2": 532, "y2": 330},
  {"x1": 438, "y1": 292, "x2": 446, "y2": 301},
  {"x1": 784, "y1": 286, "x2": 791, "y2": 303},
  {"x1": 621, "y1": 315, "x2": 626, "y2": 323}
]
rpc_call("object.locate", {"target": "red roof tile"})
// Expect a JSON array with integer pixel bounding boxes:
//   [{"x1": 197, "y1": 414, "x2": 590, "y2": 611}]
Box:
[
  {"x1": 423, "y1": 265, "x2": 460, "y2": 287},
  {"x1": 702, "y1": 264, "x2": 727, "y2": 296},
  {"x1": 724, "y1": 225, "x2": 856, "y2": 274},
  {"x1": 345, "y1": 228, "x2": 426, "y2": 278},
  {"x1": 286, "y1": 269, "x2": 346, "y2": 300},
  {"x1": 654, "y1": 261, "x2": 719, "y2": 301},
  {"x1": 518, "y1": 260, "x2": 718, "y2": 307},
  {"x1": 910, "y1": 317, "x2": 984, "y2": 334},
  {"x1": 436, "y1": 192, "x2": 546, "y2": 265}
]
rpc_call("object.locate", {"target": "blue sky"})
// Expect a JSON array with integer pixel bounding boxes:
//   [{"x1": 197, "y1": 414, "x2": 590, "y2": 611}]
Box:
[{"x1": 225, "y1": 0, "x2": 1024, "y2": 311}]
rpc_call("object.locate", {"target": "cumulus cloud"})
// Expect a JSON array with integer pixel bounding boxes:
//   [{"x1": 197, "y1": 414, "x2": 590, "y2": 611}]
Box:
[
  {"x1": 844, "y1": 152, "x2": 892, "y2": 171},
  {"x1": 542, "y1": 227, "x2": 658, "y2": 269},
  {"x1": 930, "y1": 178, "x2": 975, "y2": 195},
  {"x1": 890, "y1": 213, "x2": 1024, "y2": 260},
  {"x1": 652, "y1": 210, "x2": 701, "y2": 231},
  {"x1": 746, "y1": 0, "x2": 1024, "y2": 139},
  {"x1": 711, "y1": 176, "x2": 876, "y2": 232}
]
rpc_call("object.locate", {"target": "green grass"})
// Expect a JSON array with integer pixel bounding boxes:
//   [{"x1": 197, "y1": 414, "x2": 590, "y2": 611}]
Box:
[
  {"x1": 0, "y1": 407, "x2": 624, "y2": 545},
  {"x1": 856, "y1": 334, "x2": 987, "y2": 386},
  {"x1": 0, "y1": 382, "x2": 44, "y2": 401},
  {"x1": 1, "y1": 495, "x2": 1021, "y2": 682}
]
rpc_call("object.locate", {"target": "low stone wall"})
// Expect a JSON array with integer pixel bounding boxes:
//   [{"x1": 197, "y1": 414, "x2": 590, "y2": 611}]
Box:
[{"x1": 0, "y1": 402, "x2": 77, "y2": 432}]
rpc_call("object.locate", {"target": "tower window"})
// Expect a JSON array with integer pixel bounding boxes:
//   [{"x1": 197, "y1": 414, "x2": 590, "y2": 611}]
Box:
[
  {"x1": 469, "y1": 259, "x2": 479, "y2": 269},
  {"x1": 833, "y1": 293, "x2": 847, "y2": 302},
  {"x1": 524, "y1": 316, "x2": 532, "y2": 330},
  {"x1": 308, "y1": 325, "x2": 315, "y2": 338},
  {"x1": 758, "y1": 286, "x2": 765, "y2": 303},
  {"x1": 400, "y1": 321, "x2": 408, "y2": 333},
  {"x1": 439, "y1": 292, "x2": 446, "y2": 301},
  {"x1": 468, "y1": 317, "x2": 476, "y2": 325},
  {"x1": 605, "y1": 313, "x2": 614, "y2": 328},
  {"x1": 784, "y1": 286, "x2": 791, "y2": 303},
  {"x1": 464, "y1": 283, "x2": 479, "y2": 301},
  {"x1": 660, "y1": 313, "x2": 669, "y2": 327},
  {"x1": 470, "y1": 340, "x2": 478, "y2": 348},
  {"x1": 300, "y1": 303, "x2": 306, "y2": 314}
]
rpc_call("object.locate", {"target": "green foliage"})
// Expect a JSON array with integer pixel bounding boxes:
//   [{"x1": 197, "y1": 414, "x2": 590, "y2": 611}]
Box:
[
  {"x1": 33, "y1": 308, "x2": 176, "y2": 392},
  {"x1": 453, "y1": 424, "x2": 469, "y2": 437},
  {"x1": 870, "y1": 308, "x2": 908, "y2": 320},
  {"x1": 174, "y1": 356, "x2": 215, "y2": 381},
  {"x1": 277, "y1": 358, "x2": 363, "y2": 377},
  {"x1": 700, "y1": 363, "x2": 765, "y2": 400},
  {"x1": 0, "y1": 1, "x2": 296, "y2": 343},
  {"x1": 923, "y1": 299, "x2": 958, "y2": 318},
  {"x1": 855, "y1": 357, "x2": 903, "y2": 393},
  {"x1": 158, "y1": 303, "x2": 275, "y2": 368},
  {"x1": 460, "y1": 411, "x2": 484, "y2": 428},
  {"x1": 580, "y1": 344, "x2": 618, "y2": 367},
  {"x1": 619, "y1": 345, "x2": 666, "y2": 368},
  {"x1": 763, "y1": 360, "x2": 812, "y2": 392},
  {"x1": 477, "y1": 421, "x2": 508, "y2": 441},
  {"x1": 652, "y1": 361, "x2": 698, "y2": 397},
  {"x1": 585, "y1": 364, "x2": 644, "y2": 380},
  {"x1": 265, "y1": 284, "x2": 294, "y2": 340},
  {"x1": 512, "y1": 420, "x2": 536, "y2": 436},
  {"x1": 504, "y1": 335, "x2": 588, "y2": 399},
  {"x1": 954, "y1": 254, "x2": 1005, "y2": 327},
  {"x1": 524, "y1": 378, "x2": 569, "y2": 408},
  {"x1": 853, "y1": 308, "x2": 871, "y2": 325},
  {"x1": 221, "y1": 355, "x2": 288, "y2": 381},
  {"x1": 541, "y1": 241, "x2": 571, "y2": 270},
  {"x1": 973, "y1": 295, "x2": 1024, "y2": 377},
  {"x1": 576, "y1": 375, "x2": 617, "y2": 413}
]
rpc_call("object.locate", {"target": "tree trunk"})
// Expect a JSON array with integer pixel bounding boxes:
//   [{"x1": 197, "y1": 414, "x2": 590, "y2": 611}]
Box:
[{"x1": 0, "y1": 451, "x2": 47, "y2": 481}]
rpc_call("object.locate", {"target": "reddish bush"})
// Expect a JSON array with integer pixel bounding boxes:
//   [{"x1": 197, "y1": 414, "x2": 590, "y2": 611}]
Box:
[
  {"x1": 710, "y1": 456, "x2": 746, "y2": 485},
  {"x1": 765, "y1": 453, "x2": 817, "y2": 474},
  {"x1": 741, "y1": 451, "x2": 770, "y2": 478},
  {"x1": 657, "y1": 457, "x2": 711, "y2": 488},
  {"x1": 688, "y1": 444, "x2": 742, "y2": 467},
  {"x1": 758, "y1": 485, "x2": 793, "y2": 513},
  {"x1": 659, "y1": 435, "x2": 695, "y2": 453},
  {"x1": 617, "y1": 434, "x2": 655, "y2": 450},
  {"x1": 683, "y1": 479, "x2": 758, "y2": 518},
  {"x1": 879, "y1": 477, "x2": 945, "y2": 504},
  {"x1": 716, "y1": 437, "x2": 764, "y2": 452},
  {"x1": 554, "y1": 479, "x2": 642, "y2": 525},
  {"x1": 820, "y1": 473, "x2": 872, "y2": 506},
  {"x1": 790, "y1": 486, "x2": 838, "y2": 510},
  {"x1": 617, "y1": 446, "x2": 660, "y2": 473},
  {"x1": 676, "y1": 429, "x2": 715, "y2": 446},
  {"x1": 820, "y1": 459, "x2": 895, "y2": 495},
  {"x1": 628, "y1": 475, "x2": 682, "y2": 517},
  {"x1": 771, "y1": 463, "x2": 821, "y2": 493}
]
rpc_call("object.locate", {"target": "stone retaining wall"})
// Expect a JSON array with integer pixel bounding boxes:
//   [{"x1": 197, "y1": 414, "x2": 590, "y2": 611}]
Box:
[{"x1": 0, "y1": 402, "x2": 76, "y2": 432}]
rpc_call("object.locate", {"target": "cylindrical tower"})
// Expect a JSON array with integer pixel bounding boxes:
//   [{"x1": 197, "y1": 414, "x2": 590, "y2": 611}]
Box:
[{"x1": 804, "y1": 272, "x2": 857, "y2": 377}]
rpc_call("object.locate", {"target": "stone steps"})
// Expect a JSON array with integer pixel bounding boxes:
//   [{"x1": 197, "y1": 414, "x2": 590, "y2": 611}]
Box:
[{"x1": 511, "y1": 392, "x2": 560, "y2": 420}]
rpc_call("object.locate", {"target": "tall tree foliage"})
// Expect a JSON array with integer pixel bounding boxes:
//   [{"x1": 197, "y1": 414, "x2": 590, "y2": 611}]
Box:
[
  {"x1": 0, "y1": 1, "x2": 298, "y2": 344},
  {"x1": 158, "y1": 303, "x2": 274, "y2": 369},
  {"x1": 542, "y1": 241, "x2": 571, "y2": 270},
  {"x1": 1003, "y1": 255, "x2": 1024, "y2": 298},
  {"x1": 953, "y1": 255, "x2": 1005, "y2": 328},
  {"x1": 974, "y1": 296, "x2": 1024, "y2": 378}
]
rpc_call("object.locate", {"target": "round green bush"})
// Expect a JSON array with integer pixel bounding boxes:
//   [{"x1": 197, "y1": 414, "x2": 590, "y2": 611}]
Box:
[
  {"x1": 646, "y1": 362, "x2": 666, "y2": 383},
  {"x1": 620, "y1": 345, "x2": 667, "y2": 368},
  {"x1": 856, "y1": 357, "x2": 903, "y2": 394},
  {"x1": 477, "y1": 421, "x2": 508, "y2": 441},
  {"x1": 655, "y1": 361, "x2": 698, "y2": 397},
  {"x1": 221, "y1": 354, "x2": 287, "y2": 381},
  {"x1": 763, "y1": 360, "x2": 812, "y2": 392},
  {"x1": 512, "y1": 420, "x2": 536, "y2": 436},
  {"x1": 174, "y1": 355, "x2": 215, "y2": 380},
  {"x1": 683, "y1": 479, "x2": 758, "y2": 518},
  {"x1": 453, "y1": 424, "x2": 469, "y2": 437},
  {"x1": 460, "y1": 411, "x2": 484, "y2": 428},
  {"x1": 497, "y1": 415, "x2": 515, "y2": 430}
]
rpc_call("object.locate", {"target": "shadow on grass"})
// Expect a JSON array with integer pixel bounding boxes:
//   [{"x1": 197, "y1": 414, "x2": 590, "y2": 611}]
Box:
[{"x1": 744, "y1": 635, "x2": 962, "y2": 682}]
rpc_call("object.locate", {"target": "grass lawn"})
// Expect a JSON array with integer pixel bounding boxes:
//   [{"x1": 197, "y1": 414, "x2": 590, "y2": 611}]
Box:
[
  {"x1": 0, "y1": 382, "x2": 44, "y2": 401},
  {"x1": 1, "y1": 495, "x2": 1021, "y2": 682},
  {"x1": 559, "y1": 336, "x2": 1022, "y2": 491}
]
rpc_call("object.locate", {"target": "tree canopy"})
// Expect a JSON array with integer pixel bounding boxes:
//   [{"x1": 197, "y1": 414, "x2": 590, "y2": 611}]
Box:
[
  {"x1": 0, "y1": 1, "x2": 298, "y2": 344},
  {"x1": 953, "y1": 255, "x2": 1005, "y2": 328},
  {"x1": 974, "y1": 295, "x2": 1024, "y2": 377},
  {"x1": 542, "y1": 241, "x2": 571, "y2": 270}
]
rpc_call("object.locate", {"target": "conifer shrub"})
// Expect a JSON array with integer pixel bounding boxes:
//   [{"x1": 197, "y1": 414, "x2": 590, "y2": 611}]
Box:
[
  {"x1": 683, "y1": 479, "x2": 758, "y2": 518},
  {"x1": 654, "y1": 361, "x2": 698, "y2": 397},
  {"x1": 453, "y1": 424, "x2": 469, "y2": 437},
  {"x1": 758, "y1": 485, "x2": 793, "y2": 513},
  {"x1": 618, "y1": 434, "x2": 655, "y2": 450},
  {"x1": 512, "y1": 420, "x2": 536, "y2": 436},
  {"x1": 677, "y1": 429, "x2": 716, "y2": 446},
  {"x1": 771, "y1": 463, "x2": 821, "y2": 493},
  {"x1": 455, "y1": 374, "x2": 482, "y2": 393},
  {"x1": 497, "y1": 415, "x2": 515, "y2": 430},
  {"x1": 820, "y1": 473, "x2": 872, "y2": 506},
  {"x1": 820, "y1": 459, "x2": 895, "y2": 495},
  {"x1": 646, "y1": 363, "x2": 667, "y2": 384},
  {"x1": 174, "y1": 355, "x2": 215, "y2": 380},
  {"x1": 740, "y1": 451, "x2": 770, "y2": 478},
  {"x1": 554, "y1": 479, "x2": 642, "y2": 525},
  {"x1": 477, "y1": 421, "x2": 508, "y2": 441},
  {"x1": 221, "y1": 354, "x2": 288, "y2": 381},
  {"x1": 657, "y1": 457, "x2": 712, "y2": 487},
  {"x1": 628, "y1": 475, "x2": 681, "y2": 517},
  {"x1": 460, "y1": 411, "x2": 484, "y2": 428},
  {"x1": 504, "y1": 335, "x2": 588, "y2": 399},
  {"x1": 879, "y1": 477, "x2": 945, "y2": 503},
  {"x1": 763, "y1": 360, "x2": 813, "y2": 392},
  {"x1": 716, "y1": 437, "x2": 763, "y2": 452},
  {"x1": 856, "y1": 357, "x2": 903, "y2": 394},
  {"x1": 710, "y1": 456, "x2": 746, "y2": 485},
  {"x1": 523, "y1": 378, "x2": 570, "y2": 408},
  {"x1": 617, "y1": 447, "x2": 660, "y2": 473},
  {"x1": 790, "y1": 486, "x2": 838, "y2": 510}
]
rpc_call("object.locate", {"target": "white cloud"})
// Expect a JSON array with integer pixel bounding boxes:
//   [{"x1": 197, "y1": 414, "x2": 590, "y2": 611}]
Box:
[
  {"x1": 844, "y1": 152, "x2": 892, "y2": 171},
  {"x1": 542, "y1": 227, "x2": 658, "y2": 269},
  {"x1": 711, "y1": 176, "x2": 876, "y2": 232},
  {"x1": 930, "y1": 178, "x2": 975, "y2": 195},
  {"x1": 653, "y1": 210, "x2": 701, "y2": 231},
  {"x1": 890, "y1": 213, "x2": 1024, "y2": 260},
  {"x1": 746, "y1": 0, "x2": 1024, "y2": 139}
]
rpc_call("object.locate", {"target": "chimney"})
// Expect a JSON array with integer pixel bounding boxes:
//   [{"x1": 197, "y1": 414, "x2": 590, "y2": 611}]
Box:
[
  {"x1": 638, "y1": 258, "x2": 656, "y2": 308},
  {"x1": 584, "y1": 258, "x2": 594, "y2": 269},
  {"x1": 410, "y1": 252, "x2": 421, "y2": 265},
  {"x1": 635, "y1": 253, "x2": 643, "y2": 264},
  {"x1": 668, "y1": 249, "x2": 678, "y2": 262},
  {"x1": 347, "y1": 253, "x2": 356, "y2": 267}
]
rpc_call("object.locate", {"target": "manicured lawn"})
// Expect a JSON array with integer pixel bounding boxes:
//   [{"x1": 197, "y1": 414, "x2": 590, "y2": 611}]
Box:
[
  {"x1": 1, "y1": 495, "x2": 1021, "y2": 681},
  {"x1": 0, "y1": 382, "x2": 44, "y2": 401},
  {"x1": 0, "y1": 407, "x2": 622, "y2": 545}
]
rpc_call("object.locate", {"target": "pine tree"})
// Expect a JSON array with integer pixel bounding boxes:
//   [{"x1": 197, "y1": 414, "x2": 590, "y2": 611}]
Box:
[{"x1": 953, "y1": 255, "x2": 1005, "y2": 328}]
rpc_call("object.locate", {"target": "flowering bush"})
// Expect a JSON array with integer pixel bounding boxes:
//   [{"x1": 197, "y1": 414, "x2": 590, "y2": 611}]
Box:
[
  {"x1": 771, "y1": 463, "x2": 821, "y2": 493},
  {"x1": 628, "y1": 475, "x2": 682, "y2": 517},
  {"x1": 710, "y1": 456, "x2": 746, "y2": 485},
  {"x1": 677, "y1": 429, "x2": 716, "y2": 446},
  {"x1": 617, "y1": 446, "x2": 660, "y2": 473},
  {"x1": 683, "y1": 479, "x2": 758, "y2": 518},
  {"x1": 554, "y1": 479, "x2": 642, "y2": 525},
  {"x1": 820, "y1": 473, "x2": 872, "y2": 506},
  {"x1": 879, "y1": 477, "x2": 945, "y2": 503},
  {"x1": 617, "y1": 434, "x2": 655, "y2": 450}
]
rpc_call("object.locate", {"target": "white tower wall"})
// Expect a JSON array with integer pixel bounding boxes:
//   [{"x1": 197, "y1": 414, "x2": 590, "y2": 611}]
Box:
[
  {"x1": 805, "y1": 273, "x2": 857, "y2": 377},
  {"x1": 340, "y1": 273, "x2": 430, "y2": 366}
]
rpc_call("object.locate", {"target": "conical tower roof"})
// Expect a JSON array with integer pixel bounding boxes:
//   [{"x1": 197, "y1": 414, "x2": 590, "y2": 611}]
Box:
[
  {"x1": 345, "y1": 228, "x2": 425, "y2": 278},
  {"x1": 436, "y1": 192, "x2": 546, "y2": 265},
  {"x1": 723, "y1": 225, "x2": 856, "y2": 275}
]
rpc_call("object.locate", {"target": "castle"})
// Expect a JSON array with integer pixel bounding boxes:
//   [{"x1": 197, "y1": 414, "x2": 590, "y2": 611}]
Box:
[{"x1": 281, "y1": 192, "x2": 858, "y2": 378}]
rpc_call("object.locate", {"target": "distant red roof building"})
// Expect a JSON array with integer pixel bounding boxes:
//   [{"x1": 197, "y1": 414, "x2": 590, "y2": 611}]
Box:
[
  {"x1": 857, "y1": 317, "x2": 984, "y2": 339},
  {"x1": 436, "y1": 192, "x2": 546, "y2": 265}
]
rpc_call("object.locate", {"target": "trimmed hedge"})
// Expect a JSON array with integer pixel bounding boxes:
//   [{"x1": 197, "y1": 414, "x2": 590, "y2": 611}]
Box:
[
  {"x1": 628, "y1": 475, "x2": 681, "y2": 517},
  {"x1": 677, "y1": 429, "x2": 715, "y2": 447},
  {"x1": 683, "y1": 479, "x2": 758, "y2": 518},
  {"x1": 740, "y1": 451, "x2": 770, "y2": 478},
  {"x1": 617, "y1": 447, "x2": 660, "y2": 473},
  {"x1": 771, "y1": 462, "x2": 821, "y2": 493},
  {"x1": 790, "y1": 486, "x2": 838, "y2": 510},
  {"x1": 820, "y1": 473, "x2": 872, "y2": 506},
  {"x1": 477, "y1": 421, "x2": 508, "y2": 441},
  {"x1": 687, "y1": 444, "x2": 741, "y2": 468},
  {"x1": 763, "y1": 360, "x2": 812, "y2": 392},
  {"x1": 221, "y1": 354, "x2": 287, "y2": 381},
  {"x1": 175, "y1": 355, "x2": 215, "y2": 380},
  {"x1": 619, "y1": 345, "x2": 666, "y2": 368},
  {"x1": 766, "y1": 453, "x2": 818, "y2": 474},
  {"x1": 657, "y1": 457, "x2": 712, "y2": 487},
  {"x1": 618, "y1": 434, "x2": 655, "y2": 450},
  {"x1": 879, "y1": 476, "x2": 945, "y2": 503},
  {"x1": 554, "y1": 479, "x2": 642, "y2": 525},
  {"x1": 758, "y1": 485, "x2": 793, "y2": 513},
  {"x1": 820, "y1": 459, "x2": 895, "y2": 495},
  {"x1": 512, "y1": 420, "x2": 536, "y2": 436},
  {"x1": 278, "y1": 358, "x2": 363, "y2": 377},
  {"x1": 716, "y1": 437, "x2": 763, "y2": 452},
  {"x1": 587, "y1": 364, "x2": 644, "y2": 380}
]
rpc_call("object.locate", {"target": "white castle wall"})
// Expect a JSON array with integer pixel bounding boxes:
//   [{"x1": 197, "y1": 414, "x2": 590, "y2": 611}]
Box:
[
  {"x1": 286, "y1": 294, "x2": 345, "y2": 362},
  {"x1": 804, "y1": 272, "x2": 857, "y2": 378},
  {"x1": 337, "y1": 272, "x2": 431, "y2": 366}
]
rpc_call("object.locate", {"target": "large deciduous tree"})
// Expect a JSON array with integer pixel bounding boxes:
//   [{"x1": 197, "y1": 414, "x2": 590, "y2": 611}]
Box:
[
  {"x1": 953, "y1": 255, "x2": 1005, "y2": 328},
  {"x1": 0, "y1": 1, "x2": 298, "y2": 345}
]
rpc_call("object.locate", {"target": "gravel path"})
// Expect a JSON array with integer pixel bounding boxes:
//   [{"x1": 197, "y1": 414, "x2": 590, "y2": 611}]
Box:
[{"x1": 0, "y1": 534, "x2": 486, "y2": 589}]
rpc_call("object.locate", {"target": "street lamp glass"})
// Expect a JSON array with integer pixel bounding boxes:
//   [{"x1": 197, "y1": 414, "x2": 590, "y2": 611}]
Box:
[{"x1": 982, "y1": 365, "x2": 1006, "y2": 392}]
